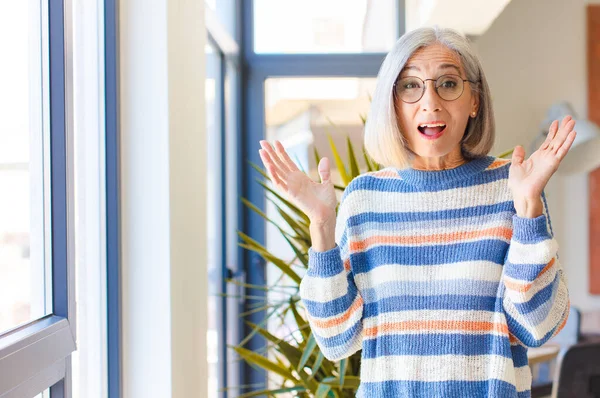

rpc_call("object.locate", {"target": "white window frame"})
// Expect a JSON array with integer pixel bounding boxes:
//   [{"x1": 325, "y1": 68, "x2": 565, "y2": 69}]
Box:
[{"x1": 0, "y1": 0, "x2": 77, "y2": 396}]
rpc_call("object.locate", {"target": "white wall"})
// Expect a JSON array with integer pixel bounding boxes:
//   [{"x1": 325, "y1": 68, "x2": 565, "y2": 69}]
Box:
[
  {"x1": 119, "y1": 0, "x2": 207, "y2": 397},
  {"x1": 474, "y1": 0, "x2": 600, "y2": 311}
]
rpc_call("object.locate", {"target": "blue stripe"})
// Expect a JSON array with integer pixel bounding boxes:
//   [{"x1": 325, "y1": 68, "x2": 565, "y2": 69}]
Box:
[
  {"x1": 349, "y1": 161, "x2": 510, "y2": 194},
  {"x1": 347, "y1": 201, "x2": 515, "y2": 227},
  {"x1": 511, "y1": 344, "x2": 530, "y2": 367},
  {"x1": 510, "y1": 272, "x2": 559, "y2": 315},
  {"x1": 511, "y1": 214, "x2": 552, "y2": 243},
  {"x1": 302, "y1": 282, "x2": 360, "y2": 318},
  {"x1": 364, "y1": 295, "x2": 498, "y2": 317},
  {"x1": 355, "y1": 210, "x2": 514, "y2": 235},
  {"x1": 350, "y1": 240, "x2": 508, "y2": 274},
  {"x1": 503, "y1": 259, "x2": 551, "y2": 282},
  {"x1": 361, "y1": 279, "x2": 500, "y2": 303},
  {"x1": 357, "y1": 379, "x2": 520, "y2": 398},
  {"x1": 504, "y1": 305, "x2": 562, "y2": 348},
  {"x1": 361, "y1": 333, "x2": 512, "y2": 358}
]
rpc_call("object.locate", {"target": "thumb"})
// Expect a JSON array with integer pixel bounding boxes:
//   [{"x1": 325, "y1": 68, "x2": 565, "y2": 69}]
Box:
[
  {"x1": 317, "y1": 157, "x2": 331, "y2": 184},
  {"x1": 511, "y1": 145, "x2": 525, "y2": 166}
]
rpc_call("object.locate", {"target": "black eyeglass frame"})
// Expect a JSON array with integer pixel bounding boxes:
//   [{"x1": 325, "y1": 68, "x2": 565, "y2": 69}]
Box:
[{"x1": 393, "y1": 74, "x2": 480, "y2": 104}]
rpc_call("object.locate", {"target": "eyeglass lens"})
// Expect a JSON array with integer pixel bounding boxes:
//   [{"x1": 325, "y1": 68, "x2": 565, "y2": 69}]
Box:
[{"x1": 395, "y1": 75, "x2": 465, "y2": 103}]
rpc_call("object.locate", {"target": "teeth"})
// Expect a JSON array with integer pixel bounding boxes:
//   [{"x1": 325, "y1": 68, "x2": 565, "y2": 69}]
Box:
[{"x1": 419, "y1": 123, "x2": 446, "y2": 128}]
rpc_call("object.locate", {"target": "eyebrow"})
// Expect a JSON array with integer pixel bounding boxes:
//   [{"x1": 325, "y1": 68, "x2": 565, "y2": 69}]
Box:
[{"x1": 402, "y1": 63, "x2": 462, "y2": 75}]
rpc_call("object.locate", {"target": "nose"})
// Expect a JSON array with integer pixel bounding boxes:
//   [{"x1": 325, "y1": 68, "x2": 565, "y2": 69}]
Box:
[{"x1": 420, "y1": 80, "x2": 442, "y2": 112}]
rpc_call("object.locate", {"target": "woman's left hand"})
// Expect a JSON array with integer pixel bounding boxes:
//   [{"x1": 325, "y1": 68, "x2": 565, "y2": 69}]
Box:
[{"x1": 508, "y1": 115, "x2": 577, "y2": 218}]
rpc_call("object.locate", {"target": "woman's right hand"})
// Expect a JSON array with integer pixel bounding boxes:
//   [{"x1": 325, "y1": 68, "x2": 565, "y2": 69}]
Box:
[{"x1": 258, "y1": 140, "x2": 337, "y2": 225}]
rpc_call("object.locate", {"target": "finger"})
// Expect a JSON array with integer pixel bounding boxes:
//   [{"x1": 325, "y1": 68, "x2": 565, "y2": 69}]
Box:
[
  {"x1": 560, "y1": 115, "x2": 573, "y2": 131},
  {"x1": 555, "y1": 130, "x2": 577, "y2": 159},
  {"x1": 548, "y1": 119, "x2": 576, "y2": 153},
  {"x1": 317, "y1": 157, "x2": 331, "y2": 184},
  {"x1": 542, "y1": 120, "x2": 559, "y2": 150},
  {"x1": 260, "y1": 140, "x2": 291, "y2": 175},
  {"x1": 259, "y1": 149, "x2": 288, "y2": 190},
  {"x1": 511, "y1": 145, "x2": 525, "y2": 165},
  {"x1": 273, "y1": 140, "x2": 300, "y2": 172}
]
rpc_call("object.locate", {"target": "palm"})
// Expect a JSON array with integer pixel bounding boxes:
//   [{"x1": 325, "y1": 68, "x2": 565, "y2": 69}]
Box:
[
  {"x1": 286, "y1": 170, "x2": 337, "y2": 217},
  {"x1": 508, "y1": 116, "x2": 577, "y2": 198},
  {"x1": 258, "y1": 140, "x2": 337, "y2": 223}
]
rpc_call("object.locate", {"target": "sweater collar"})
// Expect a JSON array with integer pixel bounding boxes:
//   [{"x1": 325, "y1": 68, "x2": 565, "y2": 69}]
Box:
[{"x1": 396, "y1": 155, "x2": 495, "y2": 188}]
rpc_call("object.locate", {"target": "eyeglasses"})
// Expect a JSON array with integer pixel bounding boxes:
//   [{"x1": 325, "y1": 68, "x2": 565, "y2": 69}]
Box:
[{"x1": 393, "y1": 74, "x2": 479, "y2": 104}]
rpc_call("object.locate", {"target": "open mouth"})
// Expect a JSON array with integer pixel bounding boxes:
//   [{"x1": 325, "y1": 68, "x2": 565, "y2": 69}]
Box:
[{"x1": 418, "y1": 123, "x2": 447, "y2": 138}]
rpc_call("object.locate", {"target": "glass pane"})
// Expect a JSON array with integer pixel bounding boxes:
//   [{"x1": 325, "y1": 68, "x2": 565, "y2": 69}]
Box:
[
  {"x1": 224, "y1": 62, "x2": 241, "y2": 398},
  {"x1": 254, "y1": 0, "x2": 398, "y2": 53},
  {"x1": 34, "y1": 388, "x2": 50, "y2": 398},
  {"x1": 263, "y1": 77, "x2": 376, "y2": 389},
  {"x1": 205, "y1": 41, "x2": 222, "y2": 398},
  {"x1": 0, "y1": 0, "x2": 52, "y2": 334},
  {"x1": 205, "y1": 0, "x2": 237, "y2": 40}
]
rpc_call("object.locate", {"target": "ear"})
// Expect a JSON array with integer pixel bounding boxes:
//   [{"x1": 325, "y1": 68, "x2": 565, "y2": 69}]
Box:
[{"x1": 470, "y1": 91, "x2": 480, "y2": 116}]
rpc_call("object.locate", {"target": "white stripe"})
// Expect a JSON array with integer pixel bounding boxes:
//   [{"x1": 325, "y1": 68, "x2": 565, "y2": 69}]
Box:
[
  {"x1": 360, "y1": 354, "x2": 517, "y2": 385},
  {"x1": 305, "y1": 295, "x2": 364, "y2": 339},
  {"x1": 514, "y1": 366, "x2": 533, "y2": 393},
  {"x1": 503, "y1": 275, "x2": 569, "y2": 341},
  {"x1": 502, "y1": 258, "x2": 561, "y2": 304},
  {"x1": 354, "y1": 261, "x2": 504, "y2": 289},
  {"x1": 355, "y1": 216, "x2": 513, "y2": 245},
  {"x1": 507, "y1": 238, "x2": 558, "y2": 265},
  {"x1": 344, "y1": 178, "x2": 511, "y2": 215},
  {"x1": 300, "y1": 271, "x2": 349, "y2": 303}
]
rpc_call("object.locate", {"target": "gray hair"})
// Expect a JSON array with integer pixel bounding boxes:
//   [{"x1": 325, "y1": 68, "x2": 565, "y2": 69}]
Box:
[{"x1": 364, "y1": 26, "x2": 495, "y2": 169}]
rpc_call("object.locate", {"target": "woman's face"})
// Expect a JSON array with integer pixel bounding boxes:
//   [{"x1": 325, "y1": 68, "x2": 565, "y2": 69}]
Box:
[{"x1": 395, "y1": 43, "x2": 479, "y2": 164}]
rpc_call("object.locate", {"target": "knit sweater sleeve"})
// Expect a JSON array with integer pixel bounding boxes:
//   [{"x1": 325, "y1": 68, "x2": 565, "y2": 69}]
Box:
[
  {"x1": 298, "y1": 184, "x2": 364, "y2": 361},
  {"x1": 501, "y1": 190, "x2": 570, "y2": 348}
]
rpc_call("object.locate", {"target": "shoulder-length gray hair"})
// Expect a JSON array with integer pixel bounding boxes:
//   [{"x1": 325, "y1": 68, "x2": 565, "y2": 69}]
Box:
[{"x1": 364, "y1": 26, "x2": 495, "y2": 169}]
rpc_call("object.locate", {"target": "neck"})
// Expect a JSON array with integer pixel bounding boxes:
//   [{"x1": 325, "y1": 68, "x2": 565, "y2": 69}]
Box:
[{"x1": 411, "y1": 149, "x2": 466, "y2": 171}]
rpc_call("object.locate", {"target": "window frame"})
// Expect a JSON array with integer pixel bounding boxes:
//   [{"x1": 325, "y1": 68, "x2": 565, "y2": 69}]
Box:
[
  {"x1": 0, "y1": 0, "x2": 77, "y2": 397},
  {"x1": 205, "y1": 3, "x2": 243, "y2": 397}
]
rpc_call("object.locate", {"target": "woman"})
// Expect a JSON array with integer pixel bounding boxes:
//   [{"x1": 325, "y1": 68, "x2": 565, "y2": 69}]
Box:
[{"x1": 258, "y1": 26, "x2": 575, "y2": 398}]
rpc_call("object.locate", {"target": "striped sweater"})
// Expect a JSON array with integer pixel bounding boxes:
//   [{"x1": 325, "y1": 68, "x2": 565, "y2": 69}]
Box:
[{"x1": 299, "y1": 155, "x2": 570, "y2": 398}]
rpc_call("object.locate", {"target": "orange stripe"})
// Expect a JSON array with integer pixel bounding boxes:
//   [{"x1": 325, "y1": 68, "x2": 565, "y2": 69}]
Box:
[
  {"x1": 350, "y1": 226, "x2": 513, "y2": 252},
  {"x1": 487, "y1": 159, "x2": 511, "y2": 170},
  {"x1": 364, "y1": 320, "x2": 509, "y2": 338},
  {"x1": 343, "y1": 258, "x2": 351, "y2": 272},
  {"x1": 504, "y1": 258, "x2": 556, "y2": 293},
  {"x1": 309, "y1": 296, "x2": 364, "y2": 329},
  {"x1": 372, "y1": 169, "x2": 399, "y2": 178}
]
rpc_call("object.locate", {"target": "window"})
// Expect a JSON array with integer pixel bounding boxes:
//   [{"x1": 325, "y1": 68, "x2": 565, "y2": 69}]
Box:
[
  {"x1": 205, "y1": 40, "x2": 223, "y2": 398},
  {"x1": 253, "y1": 0, "x2": 399, "y2": 53},
  {"x1": 206, "y1": 4, "x2": 242, "y2": 397},
  {"x1": 0, "y1": 0, "x2": 77, "y2": 396},
  {"x1": 0, "y1": 0, "x2": 52, "y2": 337}
]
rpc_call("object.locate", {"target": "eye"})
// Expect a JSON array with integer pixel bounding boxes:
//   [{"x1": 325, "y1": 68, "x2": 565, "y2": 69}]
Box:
[{"x1": 440, "y1": 80, "x2": 457, "y2": 89}]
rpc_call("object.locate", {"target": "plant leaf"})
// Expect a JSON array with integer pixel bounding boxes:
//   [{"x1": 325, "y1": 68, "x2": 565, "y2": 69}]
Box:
[
  {"x1": 326, "y1": 133, "x2": 349, "y2": 185},
  {"x1": 289, "y1": 298, "x2": 309, "y2": 342},
  {"x1": 338, "y1": 359, "x2": 347, "y2": 387},
  {"x1": 237, "y1": 385, "x2": 307, "y2": 398},
  {"x1": 346, "y1": 136, "x2": 360, "y2": 178},
  {"x1": 308, "y1": 351, "x2": 325, "y2": 381},
  {"x1": 297, "y1": 334, "x2": 317, "y2": 372},
  {"x1": 315, "y1": 383, "x2": 332, "y2": 398},
  {"x1": 232, "y1": 346, "x2": 298, "y2": 382}
]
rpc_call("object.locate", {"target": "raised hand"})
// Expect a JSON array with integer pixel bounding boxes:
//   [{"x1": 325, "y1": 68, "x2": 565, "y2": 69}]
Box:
[
  {"x1": 258, "y1": 140, "x2": 338, "y2": 224},
  {"x1": 508, "y1": 115, "x2": 577, "y2": 217}
]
